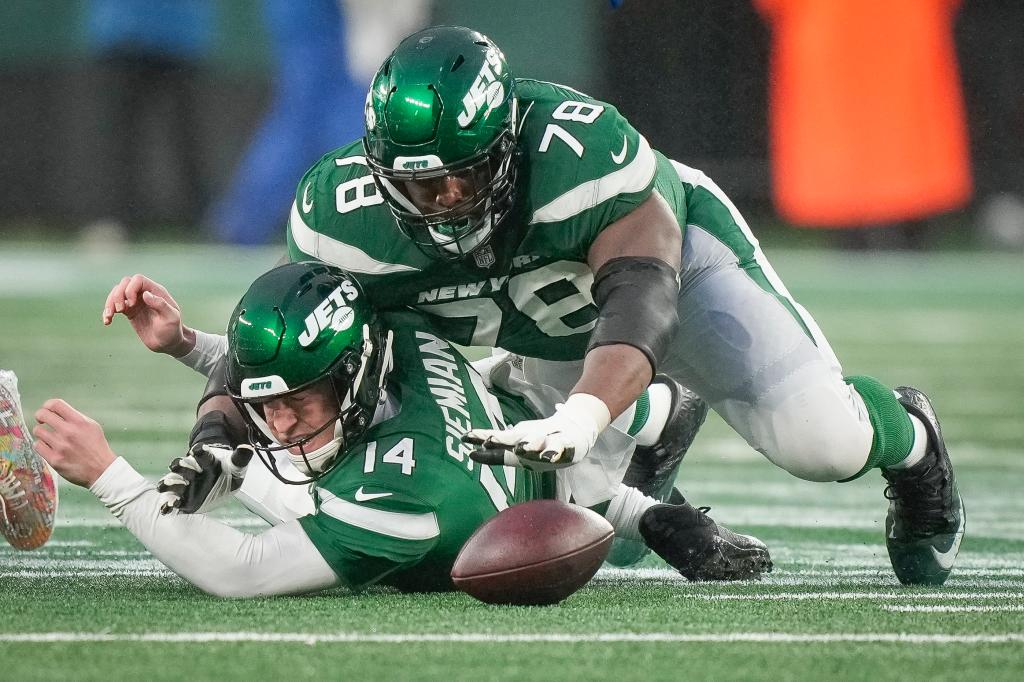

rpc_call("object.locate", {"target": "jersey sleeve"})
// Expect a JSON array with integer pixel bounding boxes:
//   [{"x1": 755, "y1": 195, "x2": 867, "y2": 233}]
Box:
[
  {"x1": 298, "y1": 482, "x2": 440, "y2": 591},
  {"x1": 519, "y1": 81, "x2": 663, "y2": 255},
  {"x1": 286, "y1": 147, "x2": 339, "y2": 264}
]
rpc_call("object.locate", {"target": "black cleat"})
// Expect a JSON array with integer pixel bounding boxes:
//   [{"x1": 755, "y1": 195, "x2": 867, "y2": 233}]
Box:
[
  {"x1": 883, "y1": 387, "x2": 965, "y2": 586},
  {"x1": 623, "y1": 375, "x2": 708, "y2": 501},
  {"x1": 607, "y1": 377, "x2": 707, "y2": 567},
  {"x1": 638, "y1": 501, "x2": 773, "y2": 581}
]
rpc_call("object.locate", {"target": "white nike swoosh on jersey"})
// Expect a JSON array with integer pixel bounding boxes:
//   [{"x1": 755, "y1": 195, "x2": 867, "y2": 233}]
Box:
[
  {"x1": 302, "y1": 183, "x2": 314, "y2": 213},
  {"x1": 930, "y1": 499, "x2": 966, "y2": 570},
  {"x1": 354, "y1": 486, "x2": 393, "y2": 502},
  {"x1": 610, "y1": 134, "x2": 628, "y2": 164}
]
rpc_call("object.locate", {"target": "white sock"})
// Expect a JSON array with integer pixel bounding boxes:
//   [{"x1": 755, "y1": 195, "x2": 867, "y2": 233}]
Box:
[
  {"x1": 887, "y1": 414, "x2": 929, "y2": 470},
  {"x1": 635, "y1": 381, "x2": 673, "y2": 447},
  {"x1": 604, "y1": 484, "x2": 659, "y2": 541}
]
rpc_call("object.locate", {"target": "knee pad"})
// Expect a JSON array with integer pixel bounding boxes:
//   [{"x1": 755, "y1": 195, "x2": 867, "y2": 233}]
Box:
[{"x1": 748, "y1": 381, "x2": 873, "y2": 482}]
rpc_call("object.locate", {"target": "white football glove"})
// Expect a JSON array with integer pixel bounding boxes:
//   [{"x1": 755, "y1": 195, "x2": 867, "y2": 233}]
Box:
[
  {"x1": 157, "y1": 443, "x2": 254, "y2": 515},
  {"x1": 463, "y1": 394, "x2": 611, "y2": 471}
]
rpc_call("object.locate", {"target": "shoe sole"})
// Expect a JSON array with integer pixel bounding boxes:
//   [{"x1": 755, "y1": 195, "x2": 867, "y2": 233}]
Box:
[
  {"x1": 889, "y1": 386, "x2": 964, "y2": 586},
  {"x1": 689, "y1": 538, "x2": 774, "y2": 582},
  {"x1": 888, "y1": 492, "x2": 965, "y2": 586}
]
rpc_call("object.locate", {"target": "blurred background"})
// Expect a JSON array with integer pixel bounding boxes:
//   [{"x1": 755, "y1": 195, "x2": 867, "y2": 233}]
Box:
[{"x1": 0, "y1": 0, "x2": 1022, "y2": 251}]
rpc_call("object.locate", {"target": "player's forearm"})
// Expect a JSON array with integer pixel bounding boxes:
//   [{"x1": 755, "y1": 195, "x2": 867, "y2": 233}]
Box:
[
  {"x1": 89, "y1": 457, "x2": 338, "y2": 598},
  {"x1": 571, "y1": 344, "x2": 652, "y2": 419}
]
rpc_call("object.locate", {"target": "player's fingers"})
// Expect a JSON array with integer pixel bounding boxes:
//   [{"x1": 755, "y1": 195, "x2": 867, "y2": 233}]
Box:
[
  {"x1": 157, "y1": 472, "x2": 189, "y2": 491},
  {"x1": 468, "y1": 448, "x2": 520, "y2": 467},
  {"x1": 515, "y1": 433, "x2": 551, "y2": 456},
  {"x1": 461, "y1": 429, "x2": 493, "y2": 446},
  {"x1": 31, "y1": 424, "x2": 55, "y2": 450},
  {"x1": 464, "y1": 428, "x2": 523, "y2": 449},
  {"x1": 176, "y1": 454, "x2": 203, "y2": 474},
  {"x1": 145, "y1": 279, "x2": 181, "y2": 311},
  {"x1": 102, "y1": 276, "x2": 132, "y2": 324},
  {"x1": 39, "y1": 398, "x2": 85, "y2": 424},
  {"x1": 31, "y1": 421, "x2": 68, "y2": 455},
  {"x1": 139, "y1": 289, "x2": 172, "y2": 315},
  {"x1": 123, "y1": 274, "x2": 153, "y2": 308},
  {"x1": 230, "y1": 444, "x2": 255, "y2": 468},
  {"x1": 159, "y1": 491, "x2": 181, "y2": 515}
]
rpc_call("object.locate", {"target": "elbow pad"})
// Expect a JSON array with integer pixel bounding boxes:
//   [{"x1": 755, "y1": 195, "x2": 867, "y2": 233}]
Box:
[{"x1": 587, "y1": 256, "x2": 680, "y2": 373}]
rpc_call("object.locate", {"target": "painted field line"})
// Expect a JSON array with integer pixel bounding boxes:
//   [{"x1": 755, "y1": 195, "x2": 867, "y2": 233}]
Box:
[
  {"x1": 687, "y1": 592, "x2": 1024, "y2": 601},
  {"x1": 2, "y1": 632, "x2": 1024, "y2": 645},
  {"x1": 882, "y1": 605, "x2": 1024, "y2": 613},
  {"x1": 0, "y1": 559, "x2": 164, "y2": 571},
  {"x1": 55, "y1": 517, "x2": 269, "y2": 529},
  {"x1": 3, "y1": 569, "x2": 1019, "y2": 590},
  {"x1": 0, "y1": 571, "x2": 171, "y2": 579}
]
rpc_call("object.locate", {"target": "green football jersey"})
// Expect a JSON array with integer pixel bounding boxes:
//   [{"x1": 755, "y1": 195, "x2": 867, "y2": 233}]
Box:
[
  {"x1": 298, "y1": 310, "x2": 550, "y2": 592},
  {"x1": 287, "y1": 79, "x2": 690, "y2": 360}
]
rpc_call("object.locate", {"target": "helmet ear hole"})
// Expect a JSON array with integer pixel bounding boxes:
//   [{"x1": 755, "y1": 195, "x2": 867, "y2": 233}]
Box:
[{"x1": 450, "y1": 54, "x2": 465, "y2": 72}]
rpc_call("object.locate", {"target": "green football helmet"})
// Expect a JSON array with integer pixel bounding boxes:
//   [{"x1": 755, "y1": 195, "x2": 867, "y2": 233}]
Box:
[
  {"x1": 363, "y1": 25, "x2": 519, "y2": 264},
  {"x1": 225, "y1": 262, "x2": 393, "y2": 484}
]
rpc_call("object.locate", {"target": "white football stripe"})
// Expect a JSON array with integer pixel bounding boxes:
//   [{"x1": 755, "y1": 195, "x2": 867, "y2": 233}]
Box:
[
  {"x1": 882, "y1": 605, "x2": 1024, "y2": 613},
  {"x1": 317, "y1": 489, "x2": 439, "y2": 541},
  {"x1": 2, "y1": 632, "x2": 1023, "y2": 645},
  {"x1": 289, "y1": 200, "x2": 418, "y2": 275},
  {"x1": 686, "y1": 591, "x2": 1024, "y2": 601},
  {"x1": 530, "y1": 135, "x2": 656, "y2": 224}
]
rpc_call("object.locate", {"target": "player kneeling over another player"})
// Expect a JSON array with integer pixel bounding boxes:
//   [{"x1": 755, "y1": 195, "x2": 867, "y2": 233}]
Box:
[{"x1": 36, "y1": 263, "x2": 770, "y2": 597}]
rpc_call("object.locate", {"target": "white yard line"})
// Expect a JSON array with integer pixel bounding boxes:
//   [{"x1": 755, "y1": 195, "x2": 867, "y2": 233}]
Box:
[
  {"x1": 687, "y1": 592, "x2": 1024, "y2": 601},
  {"x1": 1, "y1": 632, "x2": 1023, "y2": 645},
  {"x1": 881, "y1": 605, "x2": 1024, "y2": 613}
]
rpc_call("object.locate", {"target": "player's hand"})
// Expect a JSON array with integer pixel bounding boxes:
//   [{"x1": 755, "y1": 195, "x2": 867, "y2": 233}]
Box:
[
  {"x1": 157, "y1": 443, "x2": 254, "y2": 515},
  {"x1": 32, "y1": 399, "x2": 117, "y2": 488},
  {"x1": 101, "y1": 274, "x2": 194, "y2": 357},
  {"x1": 463, "y1": 394, "x2": 611, "y2": 471}
]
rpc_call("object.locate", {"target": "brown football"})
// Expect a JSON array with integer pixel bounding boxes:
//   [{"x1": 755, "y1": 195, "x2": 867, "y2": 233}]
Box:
[{"x1": 451, "y1": 499, "x2": 614, "y2": 606}]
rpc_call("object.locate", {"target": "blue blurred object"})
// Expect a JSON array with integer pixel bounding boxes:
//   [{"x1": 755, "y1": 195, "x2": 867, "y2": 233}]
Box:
[
  {"x1": 609, "y1": 0, "x2": 624, "y2": 8},
  {"x1": 209, "y1": 0, "x2": 365, "y2": 245},
  {"x1": 86, "y1": 0, "x2": 213, "y2": 58}
]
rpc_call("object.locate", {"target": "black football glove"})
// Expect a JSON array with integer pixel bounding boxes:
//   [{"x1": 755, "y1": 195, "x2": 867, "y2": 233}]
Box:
[
  {"x1": 156, "y1": 409, "x2": 252, "y2": 515},
  {"x1": 157, "y1": 442, "x2": 253, "y2": 515}
]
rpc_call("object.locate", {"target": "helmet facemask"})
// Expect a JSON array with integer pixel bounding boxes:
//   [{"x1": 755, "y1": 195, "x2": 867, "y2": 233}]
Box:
[
  {"x1": 362, "y1": 27, "x2": 521, "y2": 265},
  {"x1": 368, "y1": 126, "x2": 518, "y2": 262},
  {"x1": 231, "y1": 324, "x2": 394, "y2": 486}
]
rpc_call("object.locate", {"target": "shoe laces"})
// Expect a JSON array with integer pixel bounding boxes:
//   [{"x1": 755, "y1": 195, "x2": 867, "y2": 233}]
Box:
[
  {"x1": 883, "y1": 459, "x2": 950, "y2": 535},
  {"x1": 695, "y1": 505, "x2": 715, "y2": 526}
]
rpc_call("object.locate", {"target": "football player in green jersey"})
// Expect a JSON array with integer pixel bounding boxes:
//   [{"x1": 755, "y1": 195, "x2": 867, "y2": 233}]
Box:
[
  {"x1": 39, "y1": 263, "x2": 625, "y2": 595},
  {"x1": 60, "y1": 262, "x2": 767, "y2": 596},
  {"x1": 268, "y1": 26, "x2": 963, "y2": 586}
]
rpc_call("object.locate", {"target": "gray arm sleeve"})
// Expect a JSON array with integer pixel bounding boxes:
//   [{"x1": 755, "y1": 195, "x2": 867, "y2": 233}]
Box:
[
  {"x1": 89, "y1": 457, "x2": 338, "y2": 598},
  {"x1": 174, "y1": 330, "x2": 228, "y2": 378}
]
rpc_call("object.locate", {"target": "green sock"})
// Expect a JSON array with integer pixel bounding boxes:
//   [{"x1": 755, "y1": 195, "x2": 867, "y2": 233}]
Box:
[
  {"x1": 841, "y1": 375, "x2": 914, "y2": 481},
  {"x1": 626, "y1": 390, "x2": 651, "y2": 437}
]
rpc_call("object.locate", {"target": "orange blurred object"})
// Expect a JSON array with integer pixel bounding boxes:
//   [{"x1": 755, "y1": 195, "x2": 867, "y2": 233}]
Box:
[{"x1": 755, "y1": 0, "x2": 973, "y2": 227}]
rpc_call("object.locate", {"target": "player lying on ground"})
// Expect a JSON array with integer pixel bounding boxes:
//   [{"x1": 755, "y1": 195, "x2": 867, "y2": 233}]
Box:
[
  {"x1": 270, "y1": 26, "x2": 959, "y2": 585},
  {"x1": 36, "y1": 263, "x2": 769, "y2": 598},
  {"x1": 104, "y1": 262, "x2": 772, "y2": 580}
]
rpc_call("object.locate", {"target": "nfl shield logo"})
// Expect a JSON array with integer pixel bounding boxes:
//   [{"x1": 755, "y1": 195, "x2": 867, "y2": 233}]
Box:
[{"x1": 473, "y1": 246, "x2": 496, "y2": 268}]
